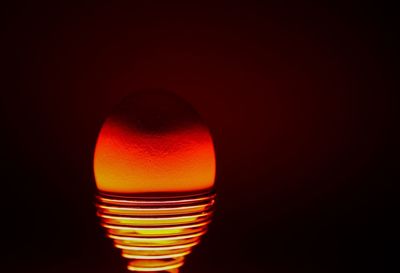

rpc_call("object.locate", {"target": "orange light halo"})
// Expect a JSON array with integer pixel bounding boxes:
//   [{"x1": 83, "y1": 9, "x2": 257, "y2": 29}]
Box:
[{"x1": 94, "y1": 119, "x2": 215, "y2": 193}]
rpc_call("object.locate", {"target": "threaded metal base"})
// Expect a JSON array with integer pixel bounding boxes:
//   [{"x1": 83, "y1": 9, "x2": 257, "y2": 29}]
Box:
[{"x1": 96, "y1": 191, "x2": 215, "y2": 272}]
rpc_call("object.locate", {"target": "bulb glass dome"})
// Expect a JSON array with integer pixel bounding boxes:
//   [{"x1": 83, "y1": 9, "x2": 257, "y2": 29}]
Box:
[{"x1": 94, "y1": 91, "x2": 216, "y2": 194}]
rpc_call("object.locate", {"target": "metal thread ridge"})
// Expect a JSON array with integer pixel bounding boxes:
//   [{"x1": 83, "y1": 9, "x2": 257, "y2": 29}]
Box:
[{"x1": 96, "y1": 191, "x2": 216, "y2": 272}]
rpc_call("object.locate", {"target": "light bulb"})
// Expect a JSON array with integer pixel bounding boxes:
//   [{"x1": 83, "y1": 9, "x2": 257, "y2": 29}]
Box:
[{"x1": 93, "y1": 90, "x2": 216, "y2": 272}]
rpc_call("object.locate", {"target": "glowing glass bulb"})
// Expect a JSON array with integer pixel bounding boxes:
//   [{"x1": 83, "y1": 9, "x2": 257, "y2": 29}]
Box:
[{"x1": 93, "y1": 91, "x2": 216, "y2": 272}]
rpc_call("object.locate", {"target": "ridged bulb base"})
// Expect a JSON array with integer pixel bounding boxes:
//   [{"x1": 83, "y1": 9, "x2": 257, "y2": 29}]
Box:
[{"x1": 96, "y1": 191, "x2": 216, "y2": 272}]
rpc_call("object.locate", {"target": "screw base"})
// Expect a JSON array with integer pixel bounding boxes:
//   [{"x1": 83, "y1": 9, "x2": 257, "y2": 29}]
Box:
[{"x1": 96, "y1": 191, "x2": 215, "y2": 272}]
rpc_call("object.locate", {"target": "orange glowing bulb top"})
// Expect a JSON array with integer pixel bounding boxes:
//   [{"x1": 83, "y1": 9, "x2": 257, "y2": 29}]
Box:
[{"x1": 93, "y1": 91, "x2": 216, "y2": 194}]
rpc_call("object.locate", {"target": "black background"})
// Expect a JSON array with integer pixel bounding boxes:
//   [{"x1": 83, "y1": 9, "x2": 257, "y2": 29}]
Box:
[{"x1": 2, "y1": 2, "x2": 395, "y2": 273}]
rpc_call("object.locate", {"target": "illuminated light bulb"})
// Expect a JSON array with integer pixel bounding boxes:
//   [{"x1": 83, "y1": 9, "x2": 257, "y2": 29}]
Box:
[{"x1": 93, "y1": 90, "x2": 216, "y2": 272}]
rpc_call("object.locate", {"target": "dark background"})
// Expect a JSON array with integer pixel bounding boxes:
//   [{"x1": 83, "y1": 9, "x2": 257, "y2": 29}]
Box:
[{"x1": 1, "y1": 2, "x2": 395, "y2": 273}]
